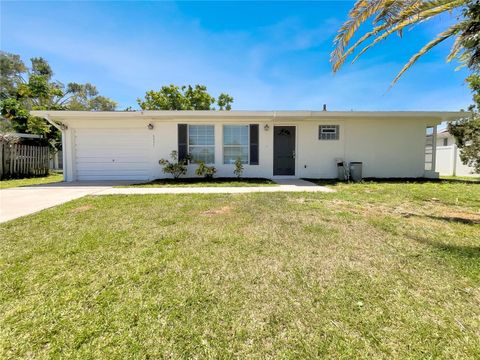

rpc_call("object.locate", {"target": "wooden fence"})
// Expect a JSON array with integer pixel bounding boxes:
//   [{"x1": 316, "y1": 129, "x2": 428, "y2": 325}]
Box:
[{"x1": 0, "y1": 143, "x2": 50, "y2": 179}]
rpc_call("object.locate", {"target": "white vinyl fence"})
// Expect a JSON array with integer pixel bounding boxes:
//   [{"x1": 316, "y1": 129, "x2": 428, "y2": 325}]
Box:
[
  {"x1": 436, "y1": 145, "x2": 478, "y2": 177},
  {"x1": 0, "y1": 143, "x2": 50, "y2": 179}
]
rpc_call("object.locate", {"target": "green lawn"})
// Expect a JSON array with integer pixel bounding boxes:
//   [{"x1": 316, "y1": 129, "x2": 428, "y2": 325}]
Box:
[
  {"x1": 124, "y1": 177, "x2": 277, "y2": 187},
  {"x1": 440, "y1": 175, "x2": 479, "y2": 182},
  {"x1": 1, "y1": 180, "x2": 479, "y2": 358},
  {"x1": 0, "y1": 173, "x2": 63, "y2": 189}
]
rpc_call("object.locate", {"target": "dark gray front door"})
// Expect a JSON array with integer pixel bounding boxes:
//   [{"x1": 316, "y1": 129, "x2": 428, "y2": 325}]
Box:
[{"x1": 273, "y1": 126, "x2": 296, "y2": 175}]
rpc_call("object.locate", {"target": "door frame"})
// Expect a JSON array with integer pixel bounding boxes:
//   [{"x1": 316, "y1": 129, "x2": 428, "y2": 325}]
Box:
[{"x1": 272, "y1": 124, "x2": 298, "y2": 178}]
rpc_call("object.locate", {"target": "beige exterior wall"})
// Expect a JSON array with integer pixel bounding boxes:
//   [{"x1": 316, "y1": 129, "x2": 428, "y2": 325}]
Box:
[{"x1": 58, "y1": 115, "x2": 439, "y2": 181}]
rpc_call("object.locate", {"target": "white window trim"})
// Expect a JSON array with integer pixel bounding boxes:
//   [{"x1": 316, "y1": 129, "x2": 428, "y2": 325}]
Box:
[
  {"x1": 222, "y1": 124, "x2": 250, "y2": 165},
  {"x1": 188, "y1": 124, "x2": 215, "y2": 164},
  {"x1": 319, "y1": 125, "x2": 340, "y2": 140}
]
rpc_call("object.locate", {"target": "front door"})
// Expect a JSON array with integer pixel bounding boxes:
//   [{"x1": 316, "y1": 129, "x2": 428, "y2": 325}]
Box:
[{"x1": 273, "y1": 126, "x2": 296, "y2": 176}]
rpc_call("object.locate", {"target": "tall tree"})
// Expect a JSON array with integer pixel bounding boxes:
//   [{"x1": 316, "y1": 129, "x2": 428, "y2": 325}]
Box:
[
  {"x1": 0, "y1": 52, "x2": 117, "y2": 149},
  {"x1": 331, "y1": 0, "x2": 471, "y2": 86},
  {"x1": 137, "y1": 84, "x2": 233, "y2": 110}
]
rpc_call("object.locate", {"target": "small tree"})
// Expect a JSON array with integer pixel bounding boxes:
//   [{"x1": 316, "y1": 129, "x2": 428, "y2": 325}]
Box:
[
  {"x1": 195, "y1": 161, "x2": 217, "y2": 179},
  {"x1": 159, "y1": 151, "x2": 190, "y2": 179},
  {"x1": 233, "y1": 158, "x2": 244, "y2": 178}
]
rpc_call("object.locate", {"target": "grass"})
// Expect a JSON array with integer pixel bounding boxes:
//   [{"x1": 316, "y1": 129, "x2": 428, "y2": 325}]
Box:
[
  {"x1": 0, "y1": 172, "x2": 63, "y2": 189},
  {"x1": 122, "y1": 177, "x2": 277, "y2": 187},
  {"x1": 441, "y1": 175, "x2": 479, "y2": 182},
  {"x1": 1, "y1": 180, "x2": 479, "y2": 358}
]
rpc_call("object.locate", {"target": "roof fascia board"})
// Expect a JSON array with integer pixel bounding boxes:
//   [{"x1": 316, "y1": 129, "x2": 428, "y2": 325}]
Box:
[{"x1": 30, "y1": 110, "x2": 469, "y2": 123}]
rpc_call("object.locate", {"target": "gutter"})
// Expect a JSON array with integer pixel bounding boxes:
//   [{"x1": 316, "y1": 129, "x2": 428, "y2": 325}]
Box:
[{"x1": 44, "y1": 115, "x2": 67, "y2": 182}]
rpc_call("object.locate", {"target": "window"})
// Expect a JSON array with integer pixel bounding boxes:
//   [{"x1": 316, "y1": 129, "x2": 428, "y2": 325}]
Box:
[
  {"x1": 425, "y1": 126, "x2": 434, "y2": 171},
  {"x1": 188, "y1": 125, "x2": 214, "y2": 164},
  {"x1": 319, "y1": 125, "x2": 339, "y2": 140},
  {"x1": 443, "y1": 138, "x2": 448, "y2": 146},
  {"x1": 223, "y1": 125, "x2": 249, "y2": 164}
]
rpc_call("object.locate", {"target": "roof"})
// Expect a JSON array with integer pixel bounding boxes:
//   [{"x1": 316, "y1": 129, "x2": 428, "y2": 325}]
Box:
[
  {"x1": 437, "y1": 129, "x2": 452, "y2": 137},
  {"x1": 30, "y1": 110, "x2": 468, "y2": 122}
]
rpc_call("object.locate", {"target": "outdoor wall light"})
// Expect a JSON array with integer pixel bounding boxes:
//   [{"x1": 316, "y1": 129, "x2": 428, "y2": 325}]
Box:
[
  {"x1": 147, "y1": 123, "x2": 154, "y2": 130},
  {"x1": 264, "y1": 124, "x2": 270, "y2": 131}
]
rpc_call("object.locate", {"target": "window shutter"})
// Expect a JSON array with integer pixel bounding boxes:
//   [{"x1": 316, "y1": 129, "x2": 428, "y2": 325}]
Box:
[
  {"x1": 249, "y1": 124, "x2": 259, "y2": 165},
  {"x1": 178, "y1": 124, "x2": 188, "y2": 161}
]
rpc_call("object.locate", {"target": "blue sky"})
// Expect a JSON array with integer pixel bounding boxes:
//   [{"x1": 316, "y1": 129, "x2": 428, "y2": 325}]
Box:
[{"x1": 1, "y1": 1, "x2": 472, "y2": 111}]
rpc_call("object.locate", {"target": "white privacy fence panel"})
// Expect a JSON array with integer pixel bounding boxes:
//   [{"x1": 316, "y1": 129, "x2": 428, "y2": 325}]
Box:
[{"x1": 436, "y1": 145, "x2": 478, "y2": 177}]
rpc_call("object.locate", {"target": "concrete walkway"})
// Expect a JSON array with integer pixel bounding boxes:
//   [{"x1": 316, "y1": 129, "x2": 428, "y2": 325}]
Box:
[
  {"x1": 0, "y1": 179, "x2": 333, "y2": 223},
  {"x1": 97, "y1": 179, "x2": 334, "y2": 195}
]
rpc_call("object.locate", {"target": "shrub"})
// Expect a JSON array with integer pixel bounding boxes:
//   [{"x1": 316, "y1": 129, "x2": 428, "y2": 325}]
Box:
[
  {"x1": 195, "y1": 161, "x2": 217, "y2": 179},
  {"x1": 233, "y1": 158, "x2": 244, "y2": 178},
  {"x1": 159, "y1": 150, "x2": 190, "y2": 179}
]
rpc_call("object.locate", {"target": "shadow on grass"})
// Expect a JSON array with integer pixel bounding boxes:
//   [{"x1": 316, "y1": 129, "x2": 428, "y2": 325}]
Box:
[
  {"x1": 132, "y1": 177, "x2": 276, "y2": 186},
  {"x1": 408, "y1": 234, "x2": 480, "y2": 259},
  {"x1": 404, "y1": 213, "x2": 480, "y2": 225},
  {"x1": 304, "y1": 177, "x2": 480, "y2": 187}
]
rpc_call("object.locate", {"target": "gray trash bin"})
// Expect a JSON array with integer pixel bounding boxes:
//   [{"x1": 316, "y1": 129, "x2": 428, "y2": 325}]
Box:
[
  {"x1": 349, "y1": 162, "x2": 363, "y2": 182},
  {"x1": 337, "y1": 162, "x2": 345, "y2": 181}
]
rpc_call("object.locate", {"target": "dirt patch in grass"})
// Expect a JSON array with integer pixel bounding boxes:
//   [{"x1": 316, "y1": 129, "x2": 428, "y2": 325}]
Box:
[
  {"x1": 71, "y1": 205, "x2": 94, "y2": 213},
  {"x1": 438, "y1": 210, "x2": 480, "y2": 224},
  {"x1": 202, "y1": 206, "x2": 232, "y2": 216}
]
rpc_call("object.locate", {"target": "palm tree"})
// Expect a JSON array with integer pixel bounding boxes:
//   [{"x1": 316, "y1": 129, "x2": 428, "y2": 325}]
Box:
[{"x1": 331, "y1": 0, "x2": 472, "y2": 86}]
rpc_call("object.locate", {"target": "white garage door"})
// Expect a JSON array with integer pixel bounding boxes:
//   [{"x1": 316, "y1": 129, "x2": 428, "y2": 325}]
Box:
[{"x1": 74, "y1": 129, "x2": 152, "y2": 181}]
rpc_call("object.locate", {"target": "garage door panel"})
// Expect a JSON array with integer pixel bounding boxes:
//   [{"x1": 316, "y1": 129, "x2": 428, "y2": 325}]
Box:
[
  {"x1": 76, "y1": 163, "x2": 150, "y2": 170},
  {"x1": 74, "y1": 129, "x2": 152, "y2": 180},
  {"x1": 75, "y1": 140, "x2": 151, "y2": 148},
  {"x1": 76, "y1": 152, "x2": 150, "y2": 158},
  {"x1": 77, "y1": 170, "x2": 149, "y2": 175},
  {"x1": 76, "y1": 174, "x2": 149, "y2": 181},
  {"x1": 75, "y1": 158, "x2": 148, "y2": 164}
]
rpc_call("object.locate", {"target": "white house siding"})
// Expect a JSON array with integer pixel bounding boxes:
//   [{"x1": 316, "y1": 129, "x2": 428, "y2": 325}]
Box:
[
  {"x1": 343, "y1": 118, "x2": 427, "y2": 178},
  {"x1": 55, "y1": 115, "x2": 439, "y2": 181},
  {"x1": 281, "y1": 118, "x2": 428, "y2": 179}
]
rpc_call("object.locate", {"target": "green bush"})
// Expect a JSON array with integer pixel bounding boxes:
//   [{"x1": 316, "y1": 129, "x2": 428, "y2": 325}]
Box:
[
  {"x1": 159, "y1": 151, "x2": 190, "y2": 179},
  {"x1": 195, "y1": 161, "x2": 217, "y2": 179},
  {"x1": 233, "y1": 158, "x2": 244, "y2": 178}
]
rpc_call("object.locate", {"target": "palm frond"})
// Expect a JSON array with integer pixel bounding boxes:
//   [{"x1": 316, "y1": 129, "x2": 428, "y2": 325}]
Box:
[
  {"x1": 373, "y1": 0, "x2": 418, "y2": 25},
  {"x1": 350, "y1": 0, "x2": 466, "y2": 64},
  {"x1": 331, "y1": 0, "x2": 389, "y2": 72},
  {"x1": 447, "y1": 29, "x2": 465, "y2": 62},
  {"x1": 331, "y1": 0, "x2": 467, "y2": 72},
  {"x1": 390, "y1": 23, "x2": 462, "y2": 86}
]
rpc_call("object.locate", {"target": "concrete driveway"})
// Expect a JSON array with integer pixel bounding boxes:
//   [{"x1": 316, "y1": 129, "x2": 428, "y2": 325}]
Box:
[
  {"x1": 0, "y1": 182, "x2": 131, "y2": 223},
  {"x1": 0, "y1": 179, "x2": 333, "y2": 223}
]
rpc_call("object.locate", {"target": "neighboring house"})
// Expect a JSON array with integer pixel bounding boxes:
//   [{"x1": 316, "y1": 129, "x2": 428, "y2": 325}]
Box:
[
  {"x1": 436, "y1": 129, "x2": 479, "y2": 177},
  {"x1": 31, "y1": 110, "x2": 463, "y2": 182}
]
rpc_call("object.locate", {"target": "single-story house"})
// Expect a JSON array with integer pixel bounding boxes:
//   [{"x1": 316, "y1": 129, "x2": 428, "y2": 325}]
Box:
[
  {"x1": 436, "y1": 129, "x2": 479, "y2": 177},
  {"x1": 31, "y1": 110, "x2": 464, "y2": 182}
]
